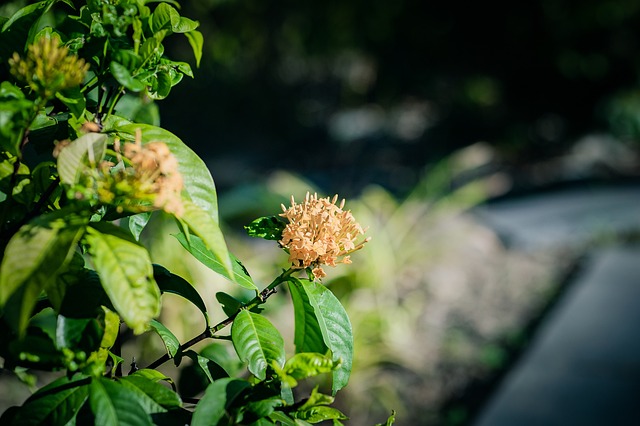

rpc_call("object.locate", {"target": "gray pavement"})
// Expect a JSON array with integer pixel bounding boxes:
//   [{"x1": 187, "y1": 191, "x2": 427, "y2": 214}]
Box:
[{"x1": 471, "y1": 183, "x2": 640, "y2": 426}]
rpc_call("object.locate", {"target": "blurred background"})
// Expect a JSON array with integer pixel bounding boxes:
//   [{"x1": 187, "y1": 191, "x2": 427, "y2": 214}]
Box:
[
  {"x1": 155, "y1": 1, "x2": 640, "y2": 424},
  {"x1": 3, "y1": 0, "x2": 640, "y2": 424}
]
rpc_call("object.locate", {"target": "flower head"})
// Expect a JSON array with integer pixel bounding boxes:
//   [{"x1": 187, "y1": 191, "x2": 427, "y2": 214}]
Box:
[
  {"x1": 9, "y1": 36, "x2": 89, "y2": 99},
  {"x1": 279, "y1": 192, "x2": 369, "y2": 279},
  {"x1": 74, "y1": 131, "x2": 184, "y2": 215}
]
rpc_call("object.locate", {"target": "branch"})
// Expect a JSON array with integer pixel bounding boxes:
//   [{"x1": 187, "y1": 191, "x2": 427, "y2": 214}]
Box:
[{"x1": 144, "y1": 268, "x2": 295, "y2": 370}]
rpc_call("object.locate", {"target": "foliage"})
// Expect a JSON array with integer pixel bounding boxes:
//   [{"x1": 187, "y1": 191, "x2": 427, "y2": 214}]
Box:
[{"x1": 0, "y1": 1, "x2": 393, "y2": 425}]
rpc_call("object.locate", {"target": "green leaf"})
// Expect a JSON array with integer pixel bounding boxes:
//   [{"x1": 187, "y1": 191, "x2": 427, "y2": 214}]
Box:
[
  {"x1": 245, "y1": 216, "x2": 285, "y2": 241},
  {"x1": 199, "y1": 343, "x2": 244, "y2": 378},
  {"x1": 10, "y1": 374, "x2": 90, "y2": 426},
  {"x1": 176, "y1": 198, "x2": 234, "y2": 280},
  {"x1": 107, "y1": 117, "x2": 219, "y2": 221},
  {"x1": 126, "y1": 211, "x2": 152, "y2": 241},
  {"x1": 181, "y1": 350, "x2": 214, "y2": 383},
  {"x1": 84, "y1": 223, "x2": 160, "y2": 335},
  {"x1": 148, "y1": 69, "x2": 172, "y2": 100},
  {"x1": 110, "y1": 61, "x2": 146, "y2": 92},
  {"x1": 120, "y1": 371, "x2": 182, "y2": 409},
  {"x1": 150, "y1": 3, "x2": 179, "y2": 33},
  {"x1": 374, "y1": 410, "x2": 397, "y2": 426},
  {"x1": 184, "y1": 30, "x2": 203, "y2": 67},
  {"x1": 231, "y1": 310, "x2": 285, "y2": 381},
  {"x1": 0, "y1": 1, "x2": 49, "y2": 61},
  {"x1": 153, "y1": 264, "x2": 208, "y2": 319},
  {"x1": 288, "y1": 280, "x2": 327, "y2": 354},
  {"x1": 215, "y1": 291, "x2": 243, "y2": 317},
  {"x1": 174, "y1": 232, "x2": 256, "y2": 291},
  {"x1": 56, "y1": 132, "x2": 107, "y2": 185},
  {"x1": 0, "y1": 209, "x2": 86, "y2": 334},
  {"x1": 149, "y1": 319, "x2": 180, "y2": 358},
  {"x1": 191, "y1": 378, "x2": 250, "y2": 426},
  {"x1": 292, "y1": 406, "x2": 348, "y2": 424},
  {"x1": 294, "y1": 279, "x2": 353, "y2": 395},
  {"x1": 56, "y1": 86, "x2": 86, "y2": 119},
  {"x1": 283, "y1": 353, "x2": 339, "y2": 381},
  {"x1": 269, "y1": 411, "x2": 310, "y2": 426},
  {"x1": 89, "y1": 377, "x2": 153, "y2": 426},
  {"x1": 56, "y1": 315, "x2": 102, "y2": 352},
  {"x1": 172, "y1": 17, "x2": 199, "y2": 33}
]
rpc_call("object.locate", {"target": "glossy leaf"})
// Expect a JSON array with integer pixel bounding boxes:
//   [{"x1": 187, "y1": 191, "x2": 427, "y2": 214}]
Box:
[
  {"x1": 0, "y1": 209, "x2": 86, "y2": 333},
  {"x1": 107, "y1": 117, "x2": 219, "y2": 221},
  {"x1": 10, "y1": 374, "x2": 90, "y2": 426},
  {"x1": 293, "y1": 406, "x2": 348, "y2": 423},
  {"x1": 174, "y1": 232, "x2": 256, "y2": 290},
  {"x1": 283, "y1": 353, "x2": 339, "y2": 381},
  {"x1": 288, "y1": 279, "x2": 327, "y2": 354},
  {"x1": 126, "y1": 211, "x2": 152, "y2": 241},
  {"x1": 153, "y1": 264, "x2": 208, "y2": 318},
  {"x1": 172, "y1": 17, "x2": 199, "y2": 33},
  {"x1": 56, "y1": 132, "x2": 107, "y2": 185},
  {"x1": 89, "y1": 377, "x2": 153, "y2": 426},
  {"x1": 150, "y1": 3, "x2": 179, "y2": 33},
  {"x1": 184, "y1": 30, "x2": 203, "y2": 67},
  {"x1": 245, "y1": 216, "x2": 286, "y2": 241},
  {"x1": 296, "y1": 280, "x2": 353, "y2": 394},
  {"x1": 120, "y1": 371, "x2": 182, "y2": 409},
  {"x1": 149, "y1": 319, "x2": 180, "y2": 358},
  {"x1": 199, "y1": 343, "x2": 244, "y2": 378},
  {"x1": 191, "y1": 378, "x2": 250, "y2": 426},
  {"x1": 231, "y1": 310, "x2": 285, "y2": 380},
  {"x1": 111, "y1": 61, "x2": 146, "y2": 92},
  {"x1": 84, "y1": 223, "x2": 160, "y2": 335},
  {"x1": 176, "y1": 198, "x2": 234, "y2": 279}
]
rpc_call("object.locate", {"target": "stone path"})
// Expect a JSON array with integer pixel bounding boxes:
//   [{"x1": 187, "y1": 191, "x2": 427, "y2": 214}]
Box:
[{"x1": 471, "y1": 183, "x2": 640, "y2": 426}]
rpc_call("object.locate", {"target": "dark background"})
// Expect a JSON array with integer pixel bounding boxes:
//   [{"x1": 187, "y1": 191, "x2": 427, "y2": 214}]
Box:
[{"x1": 160, "y1": 0, "x2": 640, "y2": 198}]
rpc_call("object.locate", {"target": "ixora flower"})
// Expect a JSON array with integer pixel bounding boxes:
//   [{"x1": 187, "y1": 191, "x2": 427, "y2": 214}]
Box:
[
  {"x1": 279, "y1": 192, "x2": 370, "y2": 279},
  {"x1": 9, "y1": 36, "x2": 89, "y2": 99},
  {"x1": 73, "y1": 132, "x2": 184, "y2": 216}
]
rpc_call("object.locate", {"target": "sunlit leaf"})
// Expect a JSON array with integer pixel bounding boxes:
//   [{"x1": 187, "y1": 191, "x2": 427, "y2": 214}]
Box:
[
  {"x1": 110, "y1": 61, "x2": 146, "y2": 92},
  {"x1": 191, "y1": 378, "x2": 250, "y2": 426},
  {"x1": 149, "y1": 319, "x2": 180, "y2": 358},
  {"x1": 150, "y1": 3, "x2": 179, "y2": 33},
  {"x1": 106, "y1": 117, "x2": 219, "y2": 221},
  {"x1": 231, "y1": 310, "x2": 285, "y2": 380},
  {"x1": 89, "y1": 377, "x2": 153, "y2": 426},
  {"x1": 174, "y1": 232, "x2": 256, "y2": 290},
  {"x1": 284, "y1": 353, "x2": 339, "y2": 381},
  {"x1": 10, "y1": 374, "x2": 90, "y2": 426},
  {"x1": 172, "y1": 17, "x2": 198, "y2": 33},
  {"x1": 176, "y1": 198, "x2": 234, "y2": 279},
  {"x1": 84, "y1": 223, "x2": 160, "y2": 335},
  {"x1": 120, "y1": 371, "x2": 182, "y2": 410},
  {"x1": 184, "y1": 30, "x2": 203, "y2": 67},
  {"x1": 245, "y1": 216, "x2": 285, "y2": 241},
  {"x1": 126, "y1": 211, "x2": 152, "y2": 241},
  {"x1": 0, "y1": 209, "x2": 86, "y2": 334},
  {"x1": 292, "y1": 406, "x2": 348, "y2": 423},
  {"x1": 295, "y1": 279, "x2": 353, "y2": 394},
  {"x1": 288, "y1": 279, "x2": 327, "y2": 354},
  {"x1": 56, "y1": 132, "x2": 107, "y2": 185}
]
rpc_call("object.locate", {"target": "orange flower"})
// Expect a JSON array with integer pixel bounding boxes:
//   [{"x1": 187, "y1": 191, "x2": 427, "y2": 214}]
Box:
[{"x1": 279, "y1": 192, "x2": 369, "y2": 279}]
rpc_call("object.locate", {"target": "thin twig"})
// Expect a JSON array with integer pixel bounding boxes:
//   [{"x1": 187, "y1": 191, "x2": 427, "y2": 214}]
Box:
[{"x1": 144, "y1": 268, "x2": 295, "y2": 370}]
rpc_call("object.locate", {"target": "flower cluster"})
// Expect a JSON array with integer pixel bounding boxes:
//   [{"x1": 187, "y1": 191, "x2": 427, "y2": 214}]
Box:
[
  {"x1": 9, "y1": 36, "x2": 89, "y2": 99},
  {"x1": 74, "y1": 133, "x2": 184, "y2": 216},
  {"x1": 279, "y1": 192, "x2": 369, "y2": 279}
]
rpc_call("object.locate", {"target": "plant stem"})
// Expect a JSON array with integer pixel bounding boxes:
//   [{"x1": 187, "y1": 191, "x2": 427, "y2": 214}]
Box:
[{"x1": 145, "y1": 268, "x2": 295, "y2": 370}]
